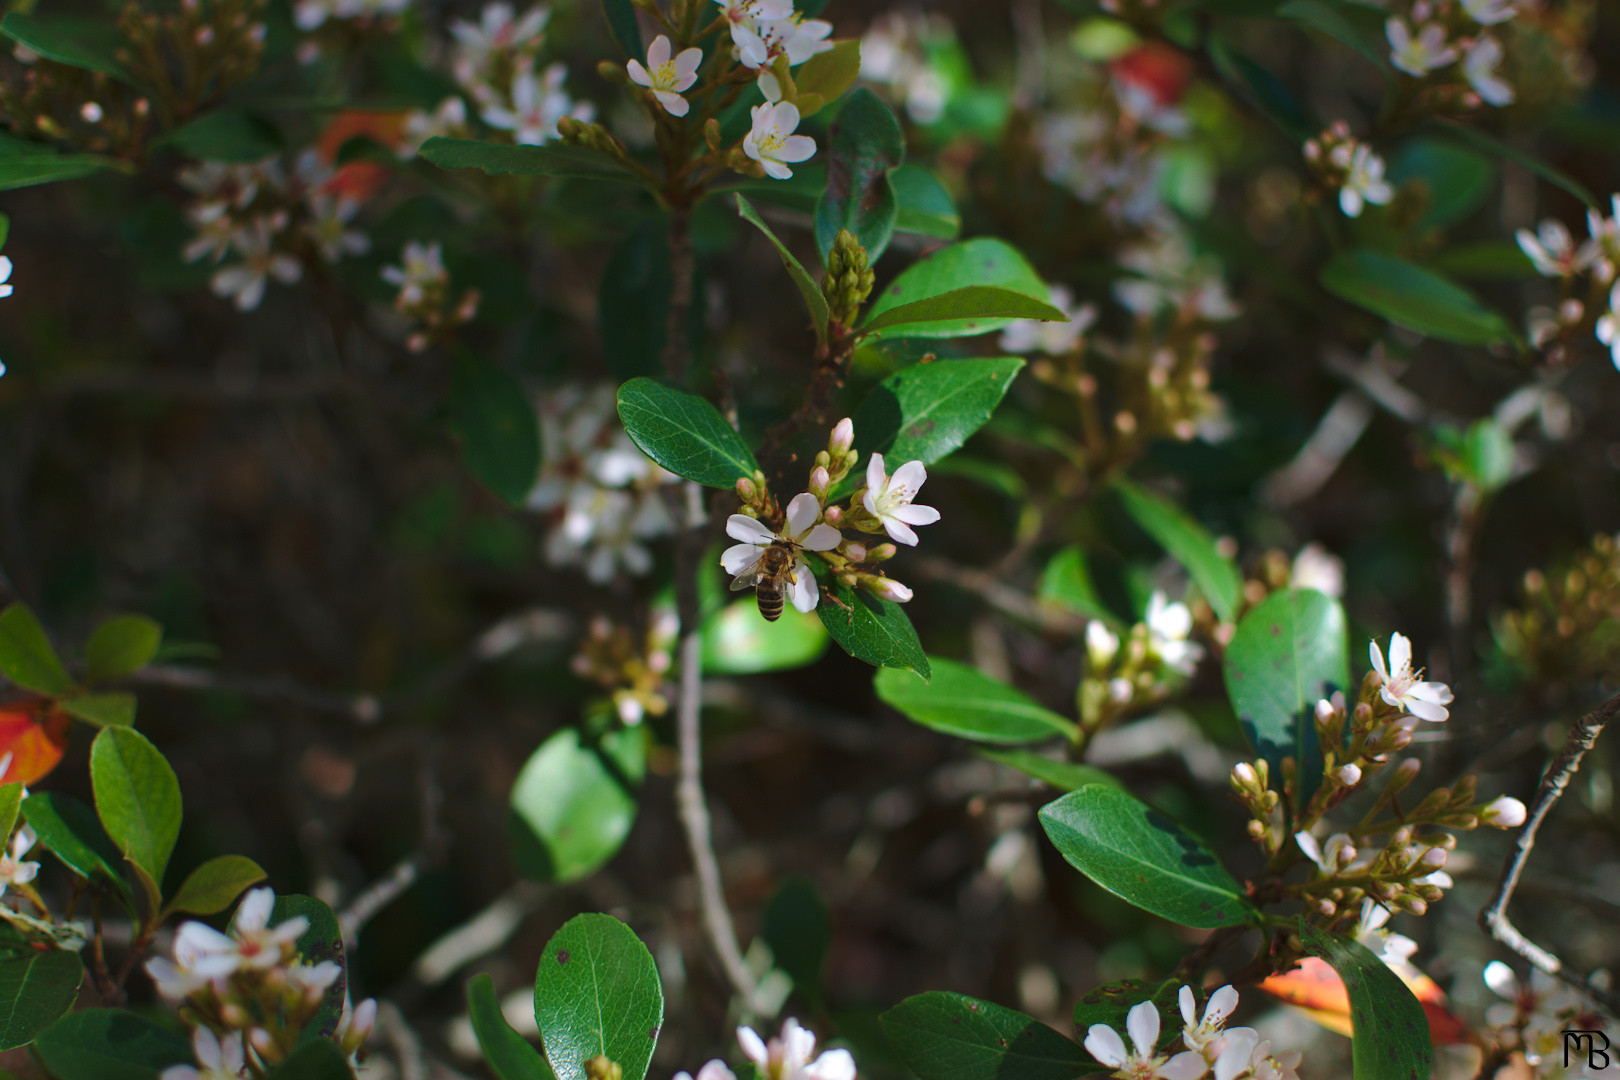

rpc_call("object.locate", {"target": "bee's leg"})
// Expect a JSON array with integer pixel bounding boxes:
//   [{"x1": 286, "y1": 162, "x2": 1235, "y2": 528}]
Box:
[{"x1": 821, "y1": 585, "x2": 855, "y2": 622}]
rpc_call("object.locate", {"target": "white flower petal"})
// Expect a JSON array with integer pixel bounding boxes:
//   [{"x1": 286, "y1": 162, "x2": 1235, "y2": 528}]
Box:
[
  {"x1": 784, "y1": 492, "x2": 821, "y2": 538},
  {"x1": 1389, "y1": 632, "x2": 1412, "y2": 673},
  {"x1": 788, "y1": 558, "x2": 819, "y2": 613},
  {"x1": 891, "y1": 459, "x2": 928, "y2": 492},
  {"x1": 727, "y1": 514, "x2": 776, "y2": 545},
  {"x1": 1126, "y1": 1001, "x2": 1160, "y2": 1058},
  {"x1": 1083, "y1": 1024, "x2": 1128, "y2": 1068},
  {"x1": 883, "y1": 517, "x2": 919, "y2": 547},
  {"x1": 1179, "y1": 985, "x2": 1197, "y2": 1027},
  {"x1": 891, "y1": 503, "x2": 940, "y2": 526},
  {"x1": 737, "y1": 1026, "x2": 768, "y2": 1068},
  {"x1": 722, "y1": 543, "x2": 763, "y2": 575},
  {"x1": 801, "y1": 523, "x2": 843, "y2": 551},
  {"x1": 807, "y1": 1048, "x2": 856, "y2": 1080}
]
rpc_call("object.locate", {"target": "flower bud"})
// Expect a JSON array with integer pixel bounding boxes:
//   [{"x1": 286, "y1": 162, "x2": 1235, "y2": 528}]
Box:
[
  {"x1": 843, "y1": 542, "x2": 867, "y2": 562},
  {"x1": 1451, "y1": 774, "x2": 1478, "y2": 804},
  {"x1": 1334, "y1": 843, "x2": 1359, "y2": 868},
  {"x1": 1317, "y1": 898, "x2": 1337, "y2": 917},
  {"x1": 1393, "y1": 757, "x2": 1421, "y2": 787},
  {"x1": 864, "y1": 575, "x2": 913, "y2": 603},
  {"x1": 736, "y1": 476, "x2": 757, "y2": 502},
  {"x1": 1246, "y1": 819, "x2": 1267, "y2": 840},
  {"x1": 1403, "y1": 896, "x2": 1428, "y2": 916},
  {"x1": 1337, "y1": 764, "x2": 1362, "y2": 786},
  {"x1": 1315, "y1": 697, "x2": 1337, "y2": 722},
  {"x1": 1388, "y1": 825, "x2": 1412, "y2": 849},
  {"x1": 1086, "y1": 621, "x2": 1120, "y2": 668},
  {"x1": 1231, "y1": 762, "x2": 1259, "y2": 792},
  {"x1": 704, "y1": 118, "x2": 721, "y2": 151},
  {"x1": 1480, "y1": 795, "x2": 1527, "y2": 828},
  {"x1": 1420, "y1": 847, "x2": 1447, "y2": 870},
  {"x1": 596, "y1": 60, "x2": 628, "y2": 84},
  {"x1": 250, "y1": 1028, "x2": 282, "y2": 1064},
  {"x1": 869, "y1": 543, "x2": 897, "y2": 562},
  {"x1": 823, "y1": 505, "x2": 843, "y2": 526},
  {"x1": 1108, "y1": 677, "x2": 1133, "y2": 704},
  {"x1": 586, "y1": 1055, "x2": 624, "y2": 1080},
  {"x1": 808, "y1": 465, "x2": 830, "y2": 500},
  {"x1": 829, "y1": 418, "x2": 854, "y2": 457}
]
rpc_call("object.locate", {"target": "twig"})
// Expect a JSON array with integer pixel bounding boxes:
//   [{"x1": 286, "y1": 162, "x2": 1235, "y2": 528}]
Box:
[
  {"x1": 912, "y1": 556, "x2": 1087, "y2": 636},
  {"x1": 1479, "y1": 689, "x2": 1620, "y2": 1017}
]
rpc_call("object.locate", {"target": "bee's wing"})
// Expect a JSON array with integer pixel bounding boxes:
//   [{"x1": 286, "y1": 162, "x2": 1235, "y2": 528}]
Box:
[{"x1": 730, "y1": 556, "x2": 766, "y2": 591}]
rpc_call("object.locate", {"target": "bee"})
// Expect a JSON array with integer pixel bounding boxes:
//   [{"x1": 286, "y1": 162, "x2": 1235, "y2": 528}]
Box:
[{"x1": 731, "y1": 539, "x2": 800, "y2": 622}]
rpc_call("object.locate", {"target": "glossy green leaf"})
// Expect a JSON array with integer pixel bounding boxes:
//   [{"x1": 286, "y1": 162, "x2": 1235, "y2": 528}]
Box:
[
  {"x1": 509, "y1": 727, "x2": 644, "y2": 884},
  {"x1": 863, "y1": 238, "x2": 1047, "y2": 339},
  {"x1": 762, "y1": 875, "x2": 829, "y2": 1000},
  {"x1": 263, "y1": 894, "x2": 346, "y2": 1040},
  {"x1": 0, "y1": 13, "x2": 127, "y2": 79},
  {"x1": 976, "y1": 748, "x2": 1118, "y2": 791},
  {"x1": 1071, "y1": 979, "x2": 1182, "y2": 1049},
  {"x1": 1389, "y1": 138, "x2": 1494, "y2": 232},
  {"x1": 1115, "y1": 479, "x2": 1241, "y2": 622},
  {"x1": 852, "y1": 357, "x2": 1023, "y2": 472},
  {"x1": 892, "y1": 164, "x2": 960, "y2": 239},
  {"x1": 0, "y1": 603, "x2": 73, "y2": 696},
  {"x1": 1300, "y1": 922, "x2": 1433, "y2": 1080},
  {"x1": 0, "y1": 949, "x2": 81, "y2": 1050},
  {"x1": 616, "y1": 377, "x2": 758, "y2": 489},
  {"x1": 1207, "y1": 38, "x2": 1313, "y2": 142},
  {"x1": 0, "y1": 213, "x2": 9, "y2": 249},
  {"x1": 1037, "y1": 547, "x2": 1114, "y2": 623},
  {"x1": 881, "y1": 991, "x2": 1105, "y2": 1080},
  {"x1": 862, "y1": 287, "x2": 1066, "y2": 340},
  {"x1": 815, "y1": 89, "x2": 904, "y2": 264},
  {"x1": 535, "y1": 913, "x2": 664, "y2": 1080},
  {"x1": 0, "y1": 784, "x2": 19, "y2": 848},
  {"x1": 33, "y1": 1009, "x2": 190, "y2": 1080},
  {"x1": 876, "y1": 658, "x2": 1075, "y2": 744},
  {"x1": 449, "y1": 354, "x2": 541, "y2": 507},
  {"x1": 1428, "y1": 240, "x2": 1537, "y2": 280},
  {"x1": 1222, "y1": 588, "x2": 1347, "y2": 808},
  {"x1": 1320, "y1": 249, "x2": 1515, "y2": 346},
  {"x1": 1425, "y1": 119, "x2": 1596, "y2": 209},
  {"x1": 1277, "y1": 0, "x2": 1390, "y2": 72},
  {"x1": 21, "y1": 792, "x2": 129, "y2": 896},
  {"x1": 1039, "y1": 784, "x2": 1256, "y2": 929},
  {"x1": 601, "y1": 0, "x2": 642, "y2": 60},
  {"x1": 158, "y1": 110, "x2": 283, "y2": 163},
  {"x1": 791, "y1": 39, "x2": 861, "y2": 118},
  {"x1": 90, "y1": 727, "x2": 181, "y2": 897},
  {"x1": 817, "y1": 579, "x2": 930, "y2": 681},
  {"x1": 0, "y1": 152, "x2": 116, "y2": 191},
  {"x1": 85, "y1": 615, "x2": 164, "y2": 684},
  {"x1": 598, "y1": 221, "x2": 671, "y2": 380},
  {"x1": 59, "y1": 693, "x2": 137, "y2": 728},
  {"x1": 418, "y1": 137, "x2": 640, "y2": 182},
  {"x1": 164, "y1": 855, "x2": 267, "y2": 917},
  {"x1": 701, "y1": 601, "x2": 827, "y2": 675},
  {"x1": 735, "y1": 194, "x2": 830, "y2": 346},
  {"x1": 469, "y1": 973, "x2": 557, "y2": 1080},
  {"x1": 266, "y1": 1040, "x2": 355, "y2": 1079}
]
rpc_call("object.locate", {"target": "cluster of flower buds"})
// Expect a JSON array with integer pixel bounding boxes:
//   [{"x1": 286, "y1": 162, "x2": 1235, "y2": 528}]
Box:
[
  {"x1": 1084, "y1": 983, "x2": 1302, "y2": 1080},
  {"x1": 571, "y1": 611, "x2": 678, "y2": 726},
  {"x1": 822, "y1": 229, "x2": 876, "y2": 331},
  {"x1": 1303, "y1": 122, "x2": 1394, "y2": 219},
  {"x1": 148, "y1": 888, "x2": 376, "y2": 1076},
  {"x1": 1518, "y1": 194, "x2": 1620, "y2": 369},
  {"x1": 379, "y1": 240, "x2": 480, "y2": 350},
  {"x1": 0, "y1": 61, "x2": 154, "y2": 157},
  {"x1": 1077, "y1": 593, "x2": 1204, "y2": 738},
  {"x1": 725, "y1": 418, "x2": 937, "y2": 616},
  {"x1": 117, "y1": 0, "x2": 269, "y2": 116},
  {"x1": 1497, "y1": 532, "x2": 1620, "y2": 684}
]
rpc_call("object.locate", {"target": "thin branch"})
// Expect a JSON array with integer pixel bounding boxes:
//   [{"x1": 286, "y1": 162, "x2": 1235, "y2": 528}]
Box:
[
  {"x1": 1479, "y1": 688, "x2": 1620, "y2": 1016},
  {"x1": 912, "y1": 556, "x2": 1087, "y2": 636}
]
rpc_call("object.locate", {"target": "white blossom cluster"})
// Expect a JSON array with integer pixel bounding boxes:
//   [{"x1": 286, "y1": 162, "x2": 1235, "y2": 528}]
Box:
[
  {"x1": 1484, "y1": 962, "x2": 1612, "y2": 1079},
  {"x1": 1303, "y1": 122, "x2": 1394, "y2": 219},
  {"x1": 676, "y1": 1017, "x2": 854, "y2": 1080},
  {"x1": 1084, "y1": 984, "x2": 1301, "y2": 1080},
  {"x1": 859, "y1": 11, "x2": 953, "y2": 125},
  {"x1": 179, "y1": 151, "x2": 368, "y2": 311},
  {"x1": 1385, "y1": 0, "x2": 1518, "y2": 107},
  {"x1": 1517, "y1": 193, "x2": 1620, "y2": 368},
  {"x1": 1114, "y1": 229, "x2": 1239, "y2": 323},
  {"x1": 527, "y1": 385, "x2": 680, "y2": 584},
  {"x1": 292, "y1": 0, "x2": 407, "y2": 33}
]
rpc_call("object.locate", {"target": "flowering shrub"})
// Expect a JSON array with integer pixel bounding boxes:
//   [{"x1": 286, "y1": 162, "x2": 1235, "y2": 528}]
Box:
[{"x1": 0, "y1": 0, "x2": 1617, "y2": 1078}]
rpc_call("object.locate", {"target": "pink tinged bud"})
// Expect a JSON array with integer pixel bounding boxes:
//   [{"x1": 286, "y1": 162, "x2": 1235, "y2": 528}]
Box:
[
  {"x1": 1335, "y1": 844, "x2": 1359, "y2": 868},
  {"x1": 1108, "y1": 677, "x2": 1133, "y2": 704},
  {"x1": 1482, "y1": 795, "x2": 1527, "y2": 828},
  {"x1": 1396, "y1": 758, "x2": 1421, "y2": 783},
  {"x1": 843, "y1": 542, "x2": 867, "y2": 562},
  {"x1": 808, "y1": 465, "x2": 830, "y2": 499},
  {"x1": 1315, "y1": 698, "x2": 1337, "y2": 722},
  {"x1": 1317, "y1": 898, "x2": 1336, "y2": 916},
  {"x1": 869, "y1": 576, "x2": 913, "y2": 602},
  {"x1": 1389, "y1": 826, "x2": 1412, "y2": 848},
  {"x1": 830, "y1": 417, "x2": 854, "y2": 456},
  {"x1": 869, "y1": 543, "x2": 897, "y2": 561},
  {"x1": 1421, "y1": 847, "x2": 1448, "y2": 870},
  {"x1": 823, "y1": 505, "x2": 844, "y2": 526},
  {"x1": 1232, "y1": 762, "x2": 1258, "y2": 788},
  {"x1": 1337, "y1": 764, "x2": 1362, "y2": 786},
  {"x1": 736, "y1": 477, "x2": 757, "y2": 501},
  {"x1": 1405, "y1": 897, "x2": 1428, "y2": 915}
]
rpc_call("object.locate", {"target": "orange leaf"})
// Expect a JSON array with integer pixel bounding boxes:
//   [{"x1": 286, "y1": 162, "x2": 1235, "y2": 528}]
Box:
[
  {"x1": 0, "y1": 701, "x2": 70, "y2": 786},
  {"x1": 1261, "y1": 956, "x2": 1475, "y2": 1045},
  {"x1": 318, "y1": 110, "x2": 408, "y2": 202}
]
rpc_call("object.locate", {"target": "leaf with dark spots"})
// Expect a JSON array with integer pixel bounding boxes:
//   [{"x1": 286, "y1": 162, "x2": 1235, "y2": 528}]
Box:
[
  {"x1": 556, "y1": 950, "x2": 569, "y2": 965},
  {"x1": 814, "y1": 89, "x2": 904, "y2": 264}
]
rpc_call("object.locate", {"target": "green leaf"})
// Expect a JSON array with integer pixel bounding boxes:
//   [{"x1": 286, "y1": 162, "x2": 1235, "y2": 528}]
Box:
[
  {"x1": 59, "y1": 693, "x2": 137, "y2": 728},
  {"x1": 601, "y1": 0, "x2": 642, "y2": 60},
  {"x1": 852, "y1": 357, "x2": 1024, "y2": 468},
  {"x1": 762, "y1": 875, "x2": 829, "y2": 1001},
  {"x1": 616, "y1": 377, "x2": 759, "y2": 489},
  {"x1": 0, "y1": 152, "x2": 116, "y2": 192},
  {"x1": 701, "y1": 601, "x2": 827, "y2": 675},
  {"x1": 1428, "y1": 240, "x2": 1537, "y2": 281},
  {"x1": 0, "y1": 949, "x2": 81, "y2": 1050},
  {"x1": 735, "y1": 193, "x2": 830, "y2": 346},
  {"x1": 861, "y1": 286, "x2": 1066, "y2": 340},
  {"x1": 598, "y1": 221, "x2": 672, "y2": 380},
  {"x1": 976, "y1": 748, "x2": 1118, "y2": 791},
  {"x1": 1424, "y1": 118, "x2": 1597, "y2": 209},
  {"x1": 262, "y1": 894, "x2": 346, "y2": 1040},
  {"x1": 33, "y1": 1009, "x2": 190, "y2": 1080},
  {"x1": 1038, "y1": 784, "x2": 1256, "y2": 929},
  {"x1": 418, "y1": 137, "x2": 640, "y2": 182},
  {"x1": 1277, "y1": 0, "x2": 1390, "y2": 72},
  {"x1": 1206, "y1": 38, "x2": 1314, "y2": 142},
  {"x1": 1114, "y1": 479, "x2": 1241, "y2": 622},
  {"x1": 20, "y1": 792, "x2": 129, "y2": 896},
  {"x1": 469, "y1": 973, "x2": 557, "y2": 1080},
  {"x1": 863, "y1": 238, "x2": 1047, "y2": 339},
  {"x1": 1388, "y1": 138, "x2": 1494, "y2": 232},
  {"x1": 880, "y1": 991, "x2": 1105, "y2": 1080},
  {"x1": 1222, "y1": 588, "x2": 1348, "y2": 809},
  {"x1": 1300, "y1": 922, "x2": 1433, "y2": 1080},
  {"x1": 85, "y1": 615, "x2": 164, "y2": 684},
  {"x1": 0, "y1": 784, "x2": 19, "y2": 847},
  {"x1": 876, "y1": 658, "x2": 1076, "y2": 744},
  {"x1": 791, "y1": 39, "x2": 862, "y2": 118},
  {"x1": 892, "y1": 164, "x2": 960, "y2": 239},
  {"x1": 164, "y1": 855, "x2": 267, "y2": 917},
  {"x1": 265, "y1": 1040, "x2": 355, "y2": 1080},
  {"x1": 0, "y1": 13, "x2": 128, "y2": 79},
  {"x1": 509, "y1": 728, "x2": 644, "y2": 884},
  {"x1": 0, "y1": 212, "x2": 9, "y2": 249},
  {"x1": 1320, "y1": 249, "x2": 1515, "y2": 346},
  {"x1": 448, "y1": 354, "x2": 541, "y2": 507},
  {"x1": 0, "y1": 603, "x2": 73, "y2": 695},
  {"x1": 1071, "y1": 979, "x2": 1182, "y2": 1050},
  {"x1": 815, "y1": 88, "x2": 904, "y2": 264},
  {"x1": 817, "y1": 579, "x2": 930, "y2": 680},
  {"x1": 1037, "y1": 547, "x2": 1115, "y2": 623},
  {"x1": 535, "y1": 913, "x2": 664, "y2": 1080},
  {"x1": 158, "y1": 110, "x2": 283, "y2": 163},
  {"x1": 90, "y1": 727, "x2": 182, "y2": 897}
]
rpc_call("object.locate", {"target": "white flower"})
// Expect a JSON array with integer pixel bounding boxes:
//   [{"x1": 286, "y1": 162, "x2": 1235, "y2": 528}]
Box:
[
  {"x1": 1463, "y1": 36, "x2": 1514, "y2": 106},
  {"x1": 382, "y1": 240, "x2": 447, "y2": 306},
  {"x1": 1294, "y1": 830, "x2": 1359, "y2": 874},
  {"x1": 403, "y1": 96, "x2": 470, "y2": 154},
  {"x1": 0, "y1": 256, "x2": 12, "y2": 299},
  {"x1": 999, "y1": 284, "x2": 1098, "y2": 355},
  {"x1": 146, "y1": 920, "x2": 242, "y2": 999},
  {"x1": 1290, "y1": 543, "x2": 1344, "y2": 597},
  {"x1": 1084, "y1": 1000, "x2": 1206, "y2": 1080},
  {"x1": 676, "y1": 1062, "x2": 739, "y2": 1080},
  {"x1": 1516, "y1": 219, "x2": 1599, "y2": 278},
  {"x1": 862, "y1": 454, "x2": 940, "y2": 546},
  {"x1": 227, "y1": 887, "x2": 308, "y2": 970},
  {"x1": 450, "y1": 2, "x2": 550, "y2": 88},
  {"x1": 1481, "y1": 794, "x2": 1527, "y2": 828},
  {"x1": 0, "y1": 827, "x2": 39, "y2": 895},
  {"x1": 304, "y1": 192, "x2": 369, "y2": 263},
  {"x1": 743, "y1": 101, "x2": 816, "y2": 180},
  {"x1": 736, "y1": 1017, "x2": 855, "y2": 1080},
  {"x1": 731, "y1": 13, "x2": 832, "y2": 71},
  {"x1": 1179, "y1": 984, "x2": 1240, "y2": 1054},
  {"x1": 210, "y1": 218, "x2": 302, "y2": 311},
  {"x1": 1386, "y1": 19, "x2": 1458, "y2": 76},
  {"x1": 1246, "y1": 1039, "x2": 1302, "y2": 1080},
  {"x1": 1146, "y1": 592, "x2": 1202, "y2": 676},
  {"x1": 1461, "y1": 0, "x2": 1517, "y2": 25},
  {"x1": 1596, "y1": 283, "x2": 1620, "y2": 369},
  {"x1": 1087, "y1": 621, "x2": 1120, "y2": 668},
  {"x1": 1357, "y1": 900, "x2": 1420, "y2": 972},
  {"x1": 1369, "y1": 632, "x2": 1453, "y2": 722},
  {"x1": 1338, "y1": 144, "x2": 1393, "y2": 218},
  {"x1": 482, "y1": 62, "x2": 592, "y2": 145},
  {"x1": 721, "y1": 494, "x2": 842, "y2": 615},
  {"x1": 1483, "y1": 962, "x2": 1589, "y2": 1064},
  {"x1": 628, "y1": 36, "x2": 703, "y2": 117},
  {"x1": 160, "y1": 1028, "x2": 247, "y2": 1080}
]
